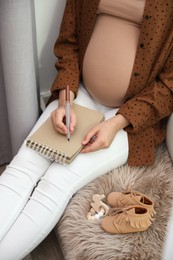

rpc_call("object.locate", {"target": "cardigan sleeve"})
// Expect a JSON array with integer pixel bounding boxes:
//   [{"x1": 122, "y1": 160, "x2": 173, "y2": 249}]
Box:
[
  {"x1": 118, "y1": 43, "x2": 173, "y2": 134},
  {"x1": 50, "y1": 0, "x2": 80, "y2": 100}
]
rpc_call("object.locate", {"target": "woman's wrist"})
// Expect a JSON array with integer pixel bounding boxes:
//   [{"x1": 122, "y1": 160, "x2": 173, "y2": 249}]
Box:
[
  {"x1": 110, "y1": 113, "x2": 130, "y2": 131},
  {"x1": 58, "y1": 89, "x2": 75, "y2": 106}
]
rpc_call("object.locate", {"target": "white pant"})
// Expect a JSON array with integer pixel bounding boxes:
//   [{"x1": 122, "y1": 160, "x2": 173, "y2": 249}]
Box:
[{"x1": 0, "y1": 85, "x2": 128, "y2": 260}]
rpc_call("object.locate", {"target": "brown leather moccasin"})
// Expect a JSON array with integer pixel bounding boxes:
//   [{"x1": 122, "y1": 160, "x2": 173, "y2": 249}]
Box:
[
  {"x1": 101, "y1": 205, "x2": 153, "y2": 234},
  {"x1": 107, "y1": 189, "x2": 155, "y2": 216}
]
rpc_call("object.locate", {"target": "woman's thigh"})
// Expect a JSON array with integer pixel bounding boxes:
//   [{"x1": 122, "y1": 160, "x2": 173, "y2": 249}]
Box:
[
  {"x1": 0, "y1": 117, "x2": 128, "y2": 260},
  {"x1": 0, "y1": 85, "x2": 129, "y2": 259},
  {"x1": 25, "y1": 123, "x2": 128, "y2": 248},
  {"x1": 23, "y1": 84, "x2": 128, "y2": 228}
]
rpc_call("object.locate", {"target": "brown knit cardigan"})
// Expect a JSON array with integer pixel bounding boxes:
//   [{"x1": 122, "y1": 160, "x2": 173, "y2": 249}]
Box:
[{"x1": 48, "y1": 0, "x2": 173, "y2": 166}]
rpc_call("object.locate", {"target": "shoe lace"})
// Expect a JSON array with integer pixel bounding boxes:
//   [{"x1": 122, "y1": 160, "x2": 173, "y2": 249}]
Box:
[
  {"x1": 107, "y1": 207, "x2": 128, "y2": 216},
  {"x1": 123, "y1": 188, "x2": 145, "y2": 203}
]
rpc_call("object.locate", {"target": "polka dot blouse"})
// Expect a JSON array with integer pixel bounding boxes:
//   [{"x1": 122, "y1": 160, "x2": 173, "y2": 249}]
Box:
[{"x1": 49, "y1": 0, "x2": 173, "y2": 166}]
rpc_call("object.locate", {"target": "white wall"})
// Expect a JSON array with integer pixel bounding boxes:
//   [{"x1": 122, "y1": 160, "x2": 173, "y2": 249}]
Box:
[
  {"x1": 34, "y1": 0, "x2": 66, "y2": 96},
  {"x1": 163, "y1": 205, "x2": 173, "y2": 260}
]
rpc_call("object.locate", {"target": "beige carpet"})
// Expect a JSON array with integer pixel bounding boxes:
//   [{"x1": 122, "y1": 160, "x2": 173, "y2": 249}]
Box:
[{"x1": 55, "y1": 143, "x2": 173, "y2": 260}]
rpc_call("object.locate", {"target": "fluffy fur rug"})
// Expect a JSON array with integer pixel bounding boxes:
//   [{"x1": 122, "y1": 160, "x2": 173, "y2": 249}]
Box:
[{"x1": 55, "y1": 143, "x2": 173, "y2": 260}]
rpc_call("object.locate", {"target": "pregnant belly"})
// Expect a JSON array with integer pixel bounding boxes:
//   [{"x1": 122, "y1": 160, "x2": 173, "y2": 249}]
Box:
[{"x1": 82, "y1": 14, "x2": 141, "y2": 107}]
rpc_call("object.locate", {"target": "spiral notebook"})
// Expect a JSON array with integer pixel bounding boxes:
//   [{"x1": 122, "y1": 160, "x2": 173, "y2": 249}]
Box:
[{"x1": 25, "y1": 104, "x2": 104, "y2": 164}]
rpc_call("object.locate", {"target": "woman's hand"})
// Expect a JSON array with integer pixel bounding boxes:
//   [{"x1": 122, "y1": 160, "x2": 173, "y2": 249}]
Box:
[
  {"x1": 51, "y1": 104, "x2": 76, "y2": 135},
  {"x1": 51, "y1": 89, "x2": 76, "y2": 135},
  {"x1": 81, "y1": 114, "x2": 129, "y2": 153}
]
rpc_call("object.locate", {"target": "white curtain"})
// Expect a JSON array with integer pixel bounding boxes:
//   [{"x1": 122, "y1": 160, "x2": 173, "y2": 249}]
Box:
[{"x1": 0, "y1": 0, "x2": 39, "y2": 164}]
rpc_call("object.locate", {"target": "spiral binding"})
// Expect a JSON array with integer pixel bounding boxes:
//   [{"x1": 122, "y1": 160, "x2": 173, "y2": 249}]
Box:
[{"x1": 26, "y1": 139, "x2": 67, "y2": 164}]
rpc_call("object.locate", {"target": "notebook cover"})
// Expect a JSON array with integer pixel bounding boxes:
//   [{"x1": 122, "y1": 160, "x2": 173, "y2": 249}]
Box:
[{"x1": 26, "y1": 104, "x2": 104, "y2": 164}]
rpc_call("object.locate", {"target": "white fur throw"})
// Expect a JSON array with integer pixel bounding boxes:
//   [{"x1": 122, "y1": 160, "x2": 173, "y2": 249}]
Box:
[{"x1": 55, "y1": 143, "x2": 173, "y2": 260}]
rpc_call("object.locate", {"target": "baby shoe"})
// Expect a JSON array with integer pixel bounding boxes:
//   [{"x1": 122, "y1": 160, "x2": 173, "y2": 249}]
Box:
[
  {"x1": 107, "y1": 189, "x2": 155, "y2": 216},
  {"x1": 101, "y1": 205, "x2": 153, "y2": 234}
]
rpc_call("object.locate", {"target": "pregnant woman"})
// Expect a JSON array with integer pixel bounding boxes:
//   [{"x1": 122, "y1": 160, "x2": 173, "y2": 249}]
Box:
[{"x1": 0, "y1": 1, "x2": 172, "y2": 259}]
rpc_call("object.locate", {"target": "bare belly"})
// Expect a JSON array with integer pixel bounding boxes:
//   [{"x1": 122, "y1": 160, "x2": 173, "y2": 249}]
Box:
[{"x1": 82, "y1": 14, "x2": 141, "y2": 107}]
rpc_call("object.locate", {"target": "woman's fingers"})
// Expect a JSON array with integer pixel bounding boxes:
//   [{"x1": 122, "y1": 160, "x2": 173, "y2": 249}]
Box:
[
  {"x1": 51, "y1": 105, "x2": 77, "y2": 135},
  {"x1": 51, "y1": 108, "x2": 67, "y2": 134}
]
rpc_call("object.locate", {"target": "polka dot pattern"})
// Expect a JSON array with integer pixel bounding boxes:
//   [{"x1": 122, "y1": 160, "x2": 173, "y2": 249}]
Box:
[
  {"x1": 49, "y1": 0, "x2": 173, "y2": 166},
  {"x1": 118, "y1": 0, "x2": 173, "y2": 165}
]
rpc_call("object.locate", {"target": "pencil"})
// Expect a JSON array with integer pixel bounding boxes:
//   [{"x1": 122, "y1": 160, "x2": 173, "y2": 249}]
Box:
[{"x1": 65, "y1": 84, "x2": 70, "y2": 141}]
